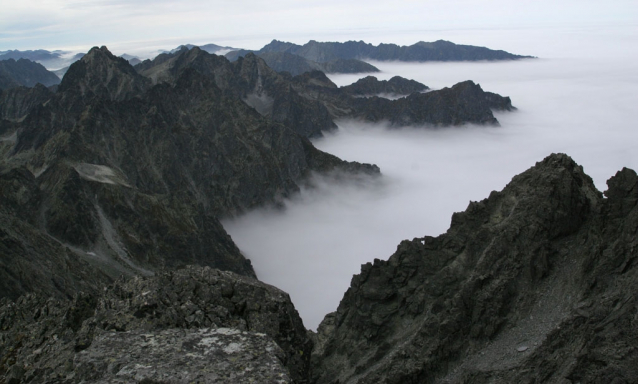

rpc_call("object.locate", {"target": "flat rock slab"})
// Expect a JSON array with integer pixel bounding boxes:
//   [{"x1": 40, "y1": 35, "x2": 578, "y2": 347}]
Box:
[{"x1": 72, "y1": 328, "x2": 291, "y2": 383}]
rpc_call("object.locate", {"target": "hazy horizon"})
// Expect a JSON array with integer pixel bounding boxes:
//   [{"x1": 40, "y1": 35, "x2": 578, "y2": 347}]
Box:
[{"x1": 2, "y1": 0, "x2": 636, "y2": 57}]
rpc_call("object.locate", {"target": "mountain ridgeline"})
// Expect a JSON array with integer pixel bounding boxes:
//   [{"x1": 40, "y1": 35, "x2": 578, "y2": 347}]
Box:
[{"x1": 235, "y1": 38, "x2": 534, "y2": 63}]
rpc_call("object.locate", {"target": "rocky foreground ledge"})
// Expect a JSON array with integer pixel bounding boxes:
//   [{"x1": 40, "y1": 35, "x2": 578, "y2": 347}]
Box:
[{"x1": 2, "y1": 153, "x2": 638, "y2": 383}]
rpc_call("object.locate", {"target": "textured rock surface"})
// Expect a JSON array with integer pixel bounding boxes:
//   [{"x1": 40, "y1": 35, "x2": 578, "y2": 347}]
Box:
[
  {"x1": 0, "y1": 83, "x2": 53, "y2": 121},
  {"x1": 257, "y1": 39, "x2": 533, "y2": 62},
  {"x1": 73, "y1": 328, "x2": 292, "y2": 383},
  {"x1": 341, "y1": 75, "x2": 428, "y2": 97},
  {"x1": 0, "y1": 59, "x2": 60, "y2": 90},
  {"x1": 311, "y1": 153, "x2": 638, "y2": 383},
  {"x1": 0, "y1": 266, "x2": 311, "y2": 383}
]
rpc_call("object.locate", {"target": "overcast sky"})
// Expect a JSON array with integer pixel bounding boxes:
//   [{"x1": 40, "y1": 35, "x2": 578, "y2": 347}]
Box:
[{"x1": 1, "y1": 0, "x2": 636, "y2": 55}]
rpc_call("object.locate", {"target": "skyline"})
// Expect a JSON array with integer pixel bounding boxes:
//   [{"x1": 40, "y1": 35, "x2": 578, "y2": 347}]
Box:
[{"x1": 1, "y1": 0, "x2": 636, "y2": 56}]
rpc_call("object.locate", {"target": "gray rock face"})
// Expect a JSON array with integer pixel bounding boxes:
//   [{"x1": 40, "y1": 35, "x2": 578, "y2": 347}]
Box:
[
  {"x1": 0, "y1": 266, "x2": 311, "y2": 383},
  {"x1": 0, "y1": 83, "x2": 53, "y2": 121},
  {"x1": 73, "y1": 328, "x2": 291, "y2": 383},
  {"x1": 311, "y1": 153, "x2": 638, "y2": 383}
]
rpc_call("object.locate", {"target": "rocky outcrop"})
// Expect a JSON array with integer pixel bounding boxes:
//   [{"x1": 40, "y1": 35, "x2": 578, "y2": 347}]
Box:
[
  {"x1": 341, "y1": 75, "x2": 429, "y2": 97},
  {"x1": 0, "y1": 59, "x2": 60, "y2": 90},
  {"x1": 74, "y1": 328, "x2": 292, "y2": 383},
  {"x1": 311, "y1": 153, "x2": 638, "y2": 383},
  {"x1": 258, "y1": 39, "x2": 534, "y2": 62},
  {"x1": 0, "y1": 266, "x2": 311, "y2": 383},
  {"x1": 0, "y1": 46, "x2": 378, "y2": 300}
]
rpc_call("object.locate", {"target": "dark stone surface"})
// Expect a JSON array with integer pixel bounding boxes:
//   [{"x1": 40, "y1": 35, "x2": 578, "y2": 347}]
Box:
[
  {"x1": 0, "y1": 266, "x2": 310, "y2": 383},
  {"x1": 311, "y1": 153, "x2": 638, "y2": 383}
]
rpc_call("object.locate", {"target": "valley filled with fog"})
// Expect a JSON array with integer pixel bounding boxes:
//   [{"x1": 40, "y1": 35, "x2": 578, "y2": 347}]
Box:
[{"x1": 222, "y1": 24, "x2": 638, "y2": 330}]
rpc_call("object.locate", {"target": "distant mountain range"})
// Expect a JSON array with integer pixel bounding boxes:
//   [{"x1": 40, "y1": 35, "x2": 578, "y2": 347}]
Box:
[
  {"x1": 0, "y1": 49, "x2": 85, "y2": 70},
  {"x1": 1, "y1": 39, "x2": 533, "y2": 82},
  {"x1": 0, "y1": 58, "x2": 60, "y2": 90},
  {"x1": 230, "y1": 39, "x2": 534, "y2": 63}
]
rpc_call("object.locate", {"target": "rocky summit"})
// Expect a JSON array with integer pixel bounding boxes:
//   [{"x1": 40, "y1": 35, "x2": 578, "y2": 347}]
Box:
[
  {"x1": 0, "y1": 266, "x2": 309, "y2": 383},
  {"x1": 311, "y1": 153, "x2": 638, "y2": 383}
]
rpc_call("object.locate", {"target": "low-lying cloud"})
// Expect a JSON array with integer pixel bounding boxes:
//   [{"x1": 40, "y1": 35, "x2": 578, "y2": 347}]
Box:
[{"x1": 222, "y1": 25, "x2": 638, "y2": 330}]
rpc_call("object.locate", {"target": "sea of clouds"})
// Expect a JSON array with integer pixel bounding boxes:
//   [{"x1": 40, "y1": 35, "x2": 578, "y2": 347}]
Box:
[{"x1": 222, "y1": 24, "x2": 638, "y2": 330}]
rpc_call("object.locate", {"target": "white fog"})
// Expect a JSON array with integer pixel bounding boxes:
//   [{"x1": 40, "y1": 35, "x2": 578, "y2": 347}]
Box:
[{"x1": 221, "y1": 24, "x2": 638, "y2": 330}]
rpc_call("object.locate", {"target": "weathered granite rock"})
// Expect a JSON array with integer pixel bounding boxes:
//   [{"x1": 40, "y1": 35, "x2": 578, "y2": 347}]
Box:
[
  {"x1": 311, "y1": 153, "x2": 638, "y2": 383},
  {"x1": 73, "y1": 328, "x2": 292, "y2": 383},
  {"x1": 0, "y1": 266, "x2": 311, "y2": 383}
]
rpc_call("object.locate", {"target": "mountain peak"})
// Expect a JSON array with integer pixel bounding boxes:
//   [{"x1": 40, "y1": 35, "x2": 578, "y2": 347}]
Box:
[{"x1": 59, "y1": 45, "x2": 150, "y2": 101}]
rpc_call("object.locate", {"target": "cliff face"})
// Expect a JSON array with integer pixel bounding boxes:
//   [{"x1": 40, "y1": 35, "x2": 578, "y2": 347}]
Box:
[
  {"x1": 311, "y1": 153, "x2": 638, "y2": 383},
  {"x1": 0, "y1": 46, "x2": 378, "y2": 301}
]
